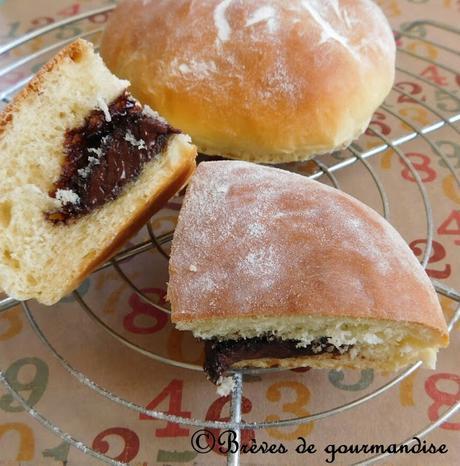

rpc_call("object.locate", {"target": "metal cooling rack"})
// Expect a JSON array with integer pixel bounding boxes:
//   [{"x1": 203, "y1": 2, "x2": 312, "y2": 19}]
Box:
[{"x1": 0, "y1": 6, "x2": 460, "y2": 465}]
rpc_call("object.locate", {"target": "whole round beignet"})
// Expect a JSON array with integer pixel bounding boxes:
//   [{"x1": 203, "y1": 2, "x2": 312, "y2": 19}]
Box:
[
  {"x1": 100, "y1": 0, "x2": 395, "y2": 163},
  {"x1": 168, "y1": 161, "x2": 448, "y2": 383}
]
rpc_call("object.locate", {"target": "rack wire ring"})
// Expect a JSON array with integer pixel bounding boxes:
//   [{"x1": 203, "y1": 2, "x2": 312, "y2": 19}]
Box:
[{"x1": 19, "y1": 298, "x2": 460, "y2": 430}]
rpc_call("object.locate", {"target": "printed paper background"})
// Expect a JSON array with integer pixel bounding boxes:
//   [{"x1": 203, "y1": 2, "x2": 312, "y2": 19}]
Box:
[{"x1": 0, "y1": 1, "x2": 459, "y2": 465}]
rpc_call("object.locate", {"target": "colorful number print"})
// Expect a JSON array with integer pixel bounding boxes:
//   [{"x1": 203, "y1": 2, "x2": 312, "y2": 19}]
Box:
[
  {"x1": 328, "y1": 369, "x2": 374, "y2": 391},
  {"x1": 205, "y1": 395, "x2": 255, "y2": 455},
  {"x1": 425, "y1": 373, "x2": 460, "y2": 430},
  {"x1": 0, "y1": 357, "x2": 49, "y2": 413},
  {"x1": 0, "y1": 423, "x2": 34, "y2": 460},
  {"x1": 409, "y1": 239, "x2": 452, "y2": 279},
  {"x1": 92, "y1": 427, "x2": 140, "y2": 462},
  {"x1": 438, "y1": 210, "x2": 460, "y2": 245},
  {"x1": 140, "y1": 379, "x2": 191, "y2": 437},
  {"x1": 124, "y1": 289, "x2": 168, "y2": 334},
  {"x1": 265, "y1": 381, "x2": 313, "y2": 441},
  {"x1": 0, "y1": 308, "x2": 23, "y2": 341}
]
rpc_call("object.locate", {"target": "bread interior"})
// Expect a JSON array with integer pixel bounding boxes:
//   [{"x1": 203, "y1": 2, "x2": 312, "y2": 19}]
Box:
[
  {"x1": 178, "y1": 315, "x2": 446, "y2": 371},
  {"x1": 0, "y1": 41, "x2": 195, "y2": 304}
]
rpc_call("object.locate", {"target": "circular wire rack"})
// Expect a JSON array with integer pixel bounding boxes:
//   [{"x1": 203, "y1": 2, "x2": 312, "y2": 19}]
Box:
[{"x1": 0, "y1": 6, "x2": 460, "y2": 466}]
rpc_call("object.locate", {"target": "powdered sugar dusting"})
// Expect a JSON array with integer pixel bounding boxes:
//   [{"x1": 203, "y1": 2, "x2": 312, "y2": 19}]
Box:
[
  {"x1": 248, "y1": 222, "x2": 266, "y2": 237},
  {"x1": 330, "y1": 0, "x2": 341, "y2": 17},
  {"x1": 238, "y1": 244, "x2": 281, "y2": 293},
  {"x1": 177, "y1": 60, "x2": 217, "y2": 78},
  {"x1": 300, "y1": 0, "x2": 359, "y2": 60},
  {"x1": 214, "y1": 0, "x2": 233, "y2": 42},
  {"x1": 169, "y1": 161, "x2": 441, "y2": 327},
  {"x1": 246, "y1": 5, "x2": 279, "y2": 33},
  {"x1": 161, "y1": 0, "x2": 394, "y2": 109}
]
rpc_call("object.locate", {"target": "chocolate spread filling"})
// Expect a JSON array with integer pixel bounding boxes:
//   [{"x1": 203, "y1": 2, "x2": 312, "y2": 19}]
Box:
[
  {"x1": 46, "y1": 92, "x2": 179, "y2": 223},
  {"x1": 204, "y1": 336, "x2": 350, "y2": 383}
]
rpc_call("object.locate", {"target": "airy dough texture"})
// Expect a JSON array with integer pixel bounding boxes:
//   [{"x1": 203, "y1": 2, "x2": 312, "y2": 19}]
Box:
[
  {"x1": 0, "y1": 39, "x2": 196, "y2": 305},
  {"x1": 101, "y1": 0, "x2": 396, "y2": 163},
  {"x1": 169, "y1": 161, "x2": 448, "y2": 372}
]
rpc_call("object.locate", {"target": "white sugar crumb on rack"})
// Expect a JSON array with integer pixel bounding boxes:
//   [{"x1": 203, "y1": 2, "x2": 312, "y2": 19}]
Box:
[
  {"x1": 216, "y1": 376, "x2": 235, "y2": 396},
  {"x1": 96, "y1": 96, "x2": 111, "y2": 122},
  {"x1": 214, "y1": 0, "x2": 233, "y2": 42},
  {"x1": 245, "y1": 5, "x2": 279, "y2": 33},
  {"x1": 55, "y1": 189, "x2": 80, "y2": 206},
  {"x1": 189, "y1": 265, "x2": 198, "y2": 272},
  {"x1": 124, "y1": 130, "x2": 147, "y2": 149}
]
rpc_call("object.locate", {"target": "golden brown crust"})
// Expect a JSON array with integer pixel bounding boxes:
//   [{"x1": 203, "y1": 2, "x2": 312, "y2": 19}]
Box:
[
  {"x1": 101, "y1": 0, "x2": 395, "y2": 163},
  {"x1": 0, "y1": 39, "x2": 90, "y2": 138},
  {"x1": 169, "y1": 161, "x2": 448, "y2": 341}
]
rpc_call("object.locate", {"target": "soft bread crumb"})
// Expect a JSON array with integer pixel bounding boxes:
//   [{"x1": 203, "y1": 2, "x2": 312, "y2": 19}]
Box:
[
  {"x1": 176, "y1": 315, "x2": 445, "y2": 372},
  {"x1": 421, "y1": 348, "x2": 437, "y2": 369},
  {"x1": 0, "y1": 39, "x2": 197, "y2": 305}
]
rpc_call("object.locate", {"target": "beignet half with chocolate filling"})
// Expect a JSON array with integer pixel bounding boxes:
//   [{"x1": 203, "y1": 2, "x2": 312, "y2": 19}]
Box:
[
  {"x1": 168, "y1": 161, "x2": 448, "y2": 383},
  {"x1": 0, "y1": 39, "x2": 196, "y2": 305}
]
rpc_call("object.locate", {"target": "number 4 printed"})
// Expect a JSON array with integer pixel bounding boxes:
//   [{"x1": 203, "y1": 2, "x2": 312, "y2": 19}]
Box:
[
  {"x1": 438, "y1": 210, "x2": 460, "y2": 246},
  {"x1": 140, "y1": 380, "x2": 191, "y2": 437}
]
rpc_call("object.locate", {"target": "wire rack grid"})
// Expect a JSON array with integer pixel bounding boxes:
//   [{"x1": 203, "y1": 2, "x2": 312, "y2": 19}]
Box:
[{"x1": 0, "y1": 6, "x2": 459, "y2": 466}]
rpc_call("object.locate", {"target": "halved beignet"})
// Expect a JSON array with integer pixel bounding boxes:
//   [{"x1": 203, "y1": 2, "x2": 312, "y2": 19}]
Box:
[
  {"x1": 168, "y1": 161, "x2": 448, "y2": 383},
  {"x1": 0, "y1": 39, "x2": 196, "y2": 305}
]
